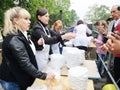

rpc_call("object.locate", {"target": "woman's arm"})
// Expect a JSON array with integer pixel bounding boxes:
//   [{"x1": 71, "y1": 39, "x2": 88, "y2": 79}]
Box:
[{"x1": 10, "y1": 37, "x2": 47, "y2": 79}]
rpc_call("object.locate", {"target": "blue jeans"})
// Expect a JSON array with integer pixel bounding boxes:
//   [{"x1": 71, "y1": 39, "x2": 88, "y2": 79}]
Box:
[
  {"x1": 0, "y1": 79, "x2": 20, "y2": 90},
  {"x1": 97, "y1": 53, "x2": 105, "y2": 75}
]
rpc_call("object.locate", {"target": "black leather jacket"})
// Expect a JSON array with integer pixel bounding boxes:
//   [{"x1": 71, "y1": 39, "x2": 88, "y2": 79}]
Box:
[
  {"x1": 0, "y1": 31, "x2": 47, "y2": 90},
  {"x1": 31, "y1": 21, "x2": 63, "y2": 50}
]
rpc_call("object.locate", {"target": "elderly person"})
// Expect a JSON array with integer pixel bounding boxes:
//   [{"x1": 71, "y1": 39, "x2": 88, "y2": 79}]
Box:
[{"x1": 101, "y1": 5, "x2": 120, "y2": 85}]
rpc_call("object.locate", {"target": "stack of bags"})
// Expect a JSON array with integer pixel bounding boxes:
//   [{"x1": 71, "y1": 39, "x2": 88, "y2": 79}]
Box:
[
  {"x1": 62, "y1": 47, "x2": 85, "y2": 68},
  {"x1": 68, "y1": 66, "x2": 88, "y2": 90}
]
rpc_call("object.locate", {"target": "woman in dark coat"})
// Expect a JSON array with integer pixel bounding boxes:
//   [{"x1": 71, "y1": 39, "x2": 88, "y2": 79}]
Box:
[
  {"x1": 31, "y1": 8, "x2": 75, "y2": 71},
  {"x1": 0, "y1": 6, "x2": 55, "y2": 90}
]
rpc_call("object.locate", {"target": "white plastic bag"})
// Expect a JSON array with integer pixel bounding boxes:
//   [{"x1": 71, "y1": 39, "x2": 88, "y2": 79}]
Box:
[
  {"x1": 68, "y1": 66, "x2": 88, "y2": 90},
  {"x1": 62, "y1": 47, "x2": 85, "y2": 68}
]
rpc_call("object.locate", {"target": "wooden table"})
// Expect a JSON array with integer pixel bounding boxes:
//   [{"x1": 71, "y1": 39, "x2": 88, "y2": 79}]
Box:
[
  {"x1": 30, "y1": 60, "x2": 100, "y2": 90},
  {"x1": 82, "y1": 60, "x2": 101, "y2": 79},
  {"x1": 31, "y1": 77, "x2": 94, "y2": 90},
  {"x1": 61, "y1": 60, "x2": 101, "y2": 79}
]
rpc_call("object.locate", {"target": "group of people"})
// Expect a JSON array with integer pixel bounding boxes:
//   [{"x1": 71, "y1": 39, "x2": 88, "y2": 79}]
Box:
[
  {"x1": 1, "y1": 4, "x2": 120, "y2": 90},
  {"x1": 92, "y1": 4, "x2": 120, "y2": 88},
  {"x1": 0, "y1": 7, "x2": 75, "y2": 90},
  {"x1": 100, "y1": 5, "x2": 120, "y2": 88}
]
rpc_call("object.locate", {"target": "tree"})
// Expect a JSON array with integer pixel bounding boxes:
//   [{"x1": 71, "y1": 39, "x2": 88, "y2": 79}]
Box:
[
  {"x1": 0, "y1": 0, "x2": 15, "y2": 28},
  {"x1": 0, "y1": 0, "x2": 78, "y2": 29},
  {"x1": 63, "y1": 10, "x2": 79, "y2": 27},
  {"x1": 84, "y1": 4, "x2": 111, "y2": 23}
]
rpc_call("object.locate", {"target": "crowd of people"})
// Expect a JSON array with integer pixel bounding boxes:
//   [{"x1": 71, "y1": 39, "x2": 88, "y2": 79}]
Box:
[
  {"x1": 0, "y1": 4, "x2": 120, "y2": 90},
  {"x1": 100, "y1": 5, "x2": 120, "y2": 88},
  {"x1": 90, "y1": 4, "x2": 120, "y2": 89},
  {"x1": 0, "y1": 7, "x2": 75, "y2": 90}
]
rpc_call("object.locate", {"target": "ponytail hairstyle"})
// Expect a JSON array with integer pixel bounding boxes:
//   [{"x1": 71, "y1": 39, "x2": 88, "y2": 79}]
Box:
[{"x1": 3, "y1": 6, "x2": 31, "y2": 37}]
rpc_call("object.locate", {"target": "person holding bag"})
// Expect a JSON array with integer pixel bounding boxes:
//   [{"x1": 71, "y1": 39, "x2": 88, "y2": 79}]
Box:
[
  {"x1": 0, "y1": 6, "x2": 55, "y2": 90},
  {"x1": 31, "y1": 8, "x2": 75, "y2": 71}
]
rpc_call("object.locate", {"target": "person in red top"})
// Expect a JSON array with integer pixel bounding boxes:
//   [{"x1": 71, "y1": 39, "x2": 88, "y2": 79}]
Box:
[
  {"x1": 114, "y1": 23, "x2": 120, "y2": 57},
  {"x1": 108, "y1": 23, "x2": 120, "y2": 88}
]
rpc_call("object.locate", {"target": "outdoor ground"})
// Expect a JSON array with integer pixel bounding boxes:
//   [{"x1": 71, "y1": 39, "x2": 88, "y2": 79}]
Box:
[{"x1": 94, "y1": 77, "x2": 107, "y2": 90}]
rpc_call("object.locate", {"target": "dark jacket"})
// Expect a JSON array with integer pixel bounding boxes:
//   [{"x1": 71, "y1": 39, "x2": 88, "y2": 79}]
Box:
[
  {"x1": 31, "y1": 21, "x2": 63, "y2": 50},
  {"x1": 0, "y1": 31, "x2": 47, "y2": 90}
]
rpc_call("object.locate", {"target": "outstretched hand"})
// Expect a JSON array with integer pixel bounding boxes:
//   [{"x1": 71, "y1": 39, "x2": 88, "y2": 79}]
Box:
[{"x1": 61, "y1": 32, "x2": 76, "y2": 40}]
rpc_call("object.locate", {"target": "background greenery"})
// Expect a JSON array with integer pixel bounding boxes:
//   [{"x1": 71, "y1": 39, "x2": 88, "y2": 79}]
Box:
[
  {"x1": 0, "y1": 0, "x2": 79, "y2": 29},
  {"x1": 0, "y1": 0, "x2": 112, "y2": 38}
]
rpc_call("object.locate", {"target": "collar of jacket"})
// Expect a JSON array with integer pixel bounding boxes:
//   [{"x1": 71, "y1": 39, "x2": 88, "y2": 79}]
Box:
[{"x1": 38, "y1": 20, "x2": 47, "y2": 27}]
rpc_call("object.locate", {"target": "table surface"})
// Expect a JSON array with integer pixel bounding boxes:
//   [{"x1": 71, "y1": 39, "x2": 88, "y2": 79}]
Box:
[
  {"x1": 31, "y1": 77, "x2": 94, "y2": 90},
  {"x1": 61, "y1": 60, "x2": 101, "y2": 79},
  {"x1": 82, "y1": 60, "x2": 101, "y2": 79},
  {"x1": 30, "y1": 60, "x2": 100, "y2": 90}
]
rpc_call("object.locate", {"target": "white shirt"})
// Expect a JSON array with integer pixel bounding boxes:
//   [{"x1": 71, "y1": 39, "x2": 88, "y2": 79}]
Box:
[
  {"x1": 114, "y1": 19, "x2": 120, "y2": 27},
  {"x1": 22, "y1": 31, "x2": 36, "y2": 55},
  {"x1": 73, "y1": 24, "x2": 92, "y2": 47}
]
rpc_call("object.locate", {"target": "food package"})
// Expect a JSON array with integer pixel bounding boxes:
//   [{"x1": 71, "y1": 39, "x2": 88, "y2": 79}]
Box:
[
  {"x1": 68, "y1": 66, "x2": 88, "y2": 90},
  {"x1": 62, "y1": 47, "x2": 85, "y2": 68},
  {"x1": 49, "y1": 54, "x2": 65, "y2": 70}
]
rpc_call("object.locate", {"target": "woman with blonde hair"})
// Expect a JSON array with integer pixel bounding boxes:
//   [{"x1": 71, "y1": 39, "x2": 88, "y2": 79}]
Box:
[
  {"x1": 0, "y1": 7, "x2": 55, "y2": 90},
  {"x1": 52, "y1": 20, "x2": 63, "y2": 33},
  {"x1": 51, "y1": 20, "x2": 65, "y2": 54}
]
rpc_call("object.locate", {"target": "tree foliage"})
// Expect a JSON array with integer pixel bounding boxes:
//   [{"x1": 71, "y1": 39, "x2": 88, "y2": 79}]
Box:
[
  {"x1": 0, "y1": 0, "x2": 78, "y2": 29},
  {"x1": 84, "y1": 4, "x2": 111, "y2": 23}
]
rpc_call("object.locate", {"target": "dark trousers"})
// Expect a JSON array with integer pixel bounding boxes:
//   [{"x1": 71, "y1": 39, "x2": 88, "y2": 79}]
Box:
[
  {"x1": 97, "y1": 54, "x2": 105, "y2": 76},
  {"x1": 114, "y1": 57, "x2": 120, "y2": 88}
]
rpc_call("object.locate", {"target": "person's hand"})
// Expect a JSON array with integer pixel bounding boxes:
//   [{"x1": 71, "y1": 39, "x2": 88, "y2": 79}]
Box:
[
  {"x1": 61, "y1": 32, "x2": 76, "y2": 40},
  {"x1": 99, "y1": 36, "x2": 112, "y2": 52},
  {"x1": 91, "y1": 38, "x2": 96, "y2": 43},
  {"x1": 111, "y1": 32, "x2": 120, "y2": 39},
  {"x1": 99, "y1": 44, "x2": 108, "y2": 51},
  {"x1": 38, "y1": 38, "x2": 44, "y2": 45},
  {"x1": 100, "y1": 32, "x2": 120, "y2": 54},
  {"x1": 106, "y1": 33, "x2": 120, "y2": 54},
  {"x1": 46, "y1": 72, "x2": 55, "y2": 81},
  {"x1": 100, "y1": 39, "x2": 112, "y2": 51}
]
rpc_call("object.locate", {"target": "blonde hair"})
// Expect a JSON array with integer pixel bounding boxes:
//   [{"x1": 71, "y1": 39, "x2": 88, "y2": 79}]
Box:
[
  {"x1": 52, "y1": 20, "x2": 63, "y2": 32},
  {"x1": 3, "y1": 6, "x2": 31, "y2": 36}
]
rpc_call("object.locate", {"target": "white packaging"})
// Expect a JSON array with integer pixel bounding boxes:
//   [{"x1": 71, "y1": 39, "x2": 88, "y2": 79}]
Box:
[
  {"x1": 62, "y1": 47, "x2": 85, "y2": 68},
  {"x1": 68, "y1": 66, "x2": 88, "y2": 90},
  {"x1": 49, "y1": 54, "x2": 65, "y2": 70}
]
